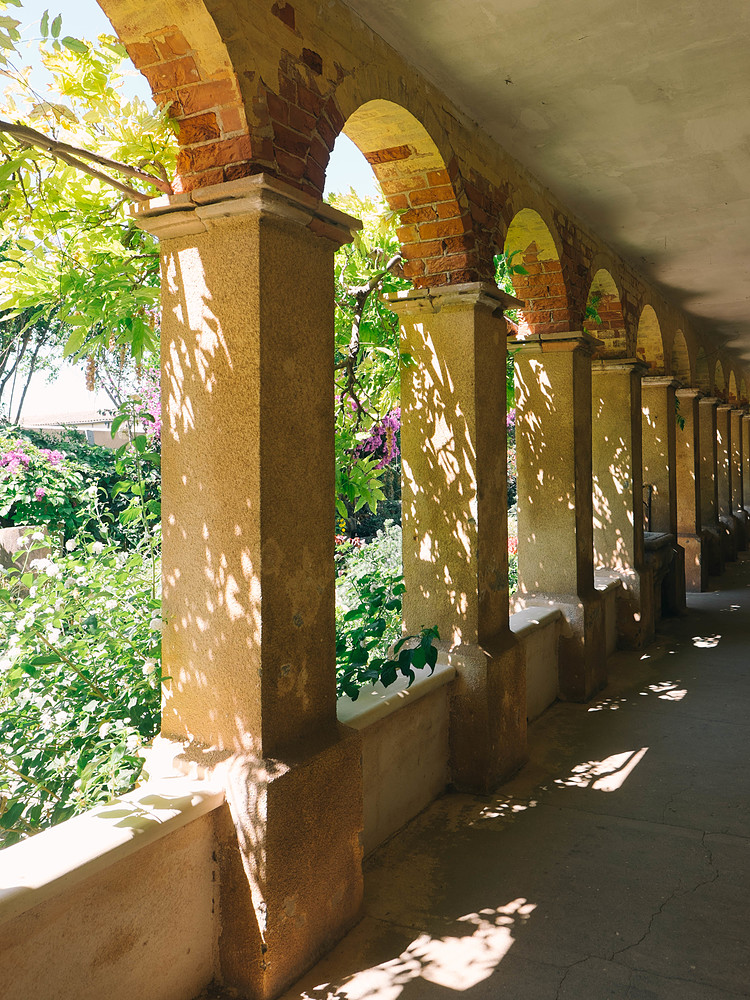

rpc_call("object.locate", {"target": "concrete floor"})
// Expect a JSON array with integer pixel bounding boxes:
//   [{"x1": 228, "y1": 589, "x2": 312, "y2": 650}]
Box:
[{"x1": 283, "y1": 555, "x2": 750, "y2": 1000}]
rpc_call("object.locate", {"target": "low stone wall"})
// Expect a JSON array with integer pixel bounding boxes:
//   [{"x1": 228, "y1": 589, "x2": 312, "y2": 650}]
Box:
[
  {"x1": 0, "y1": 774, "x2": 224, "y2": 1000},
  {"x1": 510, "y1": 607, "x2": 564, "y2": 722},
  {"x1": 337, "y1": 660, "x2": 455, "y2": 857},
  {"x1": 595, "y1": 571, "x2": 624, "y2": 657}
]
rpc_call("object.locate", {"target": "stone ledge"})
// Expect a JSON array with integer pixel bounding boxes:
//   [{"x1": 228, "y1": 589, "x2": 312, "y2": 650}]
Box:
[
  {"x1": 509, "y1": 605, "x2": 564, "y2": 638},
  {"x1": 337, "y1": 656, "x2": 456, "y2": 731},
  {"x1": 0, "y1": 774, "x2": 224, "y2": 925}
]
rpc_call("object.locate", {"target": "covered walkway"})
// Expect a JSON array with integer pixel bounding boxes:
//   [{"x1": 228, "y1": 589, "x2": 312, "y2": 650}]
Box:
[{"x1": 284, "y1": 556, "x2": 750, "y2": 1000}]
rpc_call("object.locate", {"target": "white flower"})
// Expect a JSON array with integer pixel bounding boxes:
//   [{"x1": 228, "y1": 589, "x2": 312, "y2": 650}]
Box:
[
  {"x1": 31, "y1": 531, "x2": 44, "y2": 541},
  {"x1": 91, "y1": 541, "x2": 105, "y2": 555},
  {"x1": 105, "y1": 599, "x2": 118, "y2": 610},
  {"x1": 65, "y1": 538, "x2": 77, "y2": 552},
  {"x1": 45, "y1": 563, "x2": 61, "y2": 578},
  {"x1": 143, "y1": 658, "x2": 157, "y2": 676},
  {"x1": 148, "y1": 617, "x2": 162, "y2": 632},
  {"x1": 98, "y1": 721, "x2": 111, "y2": 738}
]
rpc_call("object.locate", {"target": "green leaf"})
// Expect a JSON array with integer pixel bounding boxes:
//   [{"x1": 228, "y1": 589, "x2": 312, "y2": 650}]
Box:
[
  {"x1": 50, "y1": 13, "x2": 62, "y2": 37},
  {"x1": 40, "y1": 9, "x2": 49, "y2": 35},
  {"x1": 61, "y1": 35, "x2": 88, "y2": 55}
]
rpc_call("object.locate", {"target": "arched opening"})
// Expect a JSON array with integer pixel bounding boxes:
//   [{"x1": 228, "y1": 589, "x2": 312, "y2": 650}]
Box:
[
  {"x1": 502, "y1": 208, "x2": 570, "y2": 337},
  {"x1": 636, "y1": 305, "x2": 664, "y2": 372},
  {"x1": 714, "y1": 359, "x2": 727, "y2": 398},
  {"x1": 696, "y1": 348, "x2": 711, "y2": 392},
  {"x1": 728, "y1": 371, "x2": 738, "y2": 403},
  {"x1": 670, "y1": 330, "x2": 691, "y2": 384},
  {"x1": 343, "y1": 100, "x2": 475, "y2": 287},
  {"x1": 584, "y1": 269, "x2": 628, "y2": 358}
]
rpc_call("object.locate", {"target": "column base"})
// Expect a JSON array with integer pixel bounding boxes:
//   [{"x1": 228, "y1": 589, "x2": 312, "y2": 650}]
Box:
[
  {"x1": 174, "y1": 726, "x2": 364, "y2": 1000},
  {"x1": 719, "y1": 515, "x2": 740, "y2": 562},
  {"x1": 445, "y1": 633, "x2": 527, "y2": 794},
  {"x1": 513, "y1": 592, "x2": 606, "y2": 702},
  {"x1": 679, "y1": 533, "x2": 710, "y2": 592}
]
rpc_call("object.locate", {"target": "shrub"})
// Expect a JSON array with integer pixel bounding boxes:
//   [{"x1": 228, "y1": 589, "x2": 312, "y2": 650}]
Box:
[{"x1": 0, "y1": 533, "x2": 161, "y2": 845}]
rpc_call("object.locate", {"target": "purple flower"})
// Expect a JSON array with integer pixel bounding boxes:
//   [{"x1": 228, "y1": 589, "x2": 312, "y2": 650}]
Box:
[
  {"x1": 35, "y1": 487, "x2": 46, "y2": 500},
  {"x1": 506, "y1": 408, "x2": 516, "y2": 429}
]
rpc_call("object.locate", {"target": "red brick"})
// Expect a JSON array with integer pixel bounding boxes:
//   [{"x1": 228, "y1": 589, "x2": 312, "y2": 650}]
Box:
[
  {"x1": 396, "y1": 224, "x2": 419, "y2": 244},
  {"x1": 304, "y1": 155, "x2": 326, "y2": 193},
  {"x1": 143, "y1": 56, "x2": 200, "y2": 93},
  {"x1": 289, "y1": 104, "x2": 316, "y2": 135},
  {"x1": 418, "y1": 218, "x2": 466, "y2": 241},
  {"x1": 276, "y1": 148, "x2": 307, "y2": 180},
  {"x1": 297, "y1": 82, "x2": 323, "y2": 116},
  {"x1": 385, "y1": 193, "x2": 409, "y2": 212},
  {"x1": 274, "y1": 122, "x2": 309, "y2": 158},
  {"x1": 219, "y1": 106, "x2": 244, "y2": 134},
  {"x1": 316, "y1": 115, "x2": 336, "y2": 150},
  {"x1": 450, "y1": 268, "x2": 478, "y2": 284},
  {"x1": 278, "y1": 74, "x2": 296, "y2": 103},
  {"x1": 401, "y1": 240, "x2": 442, "y2": 260},
  {"x1": 365, "y1": 145, "x2": 412, "y2": 165},
  {"x1": 180, "y1": 166, "x2": 224, "y2": 189},
  {"x1": 302, "y1": 48, "x2": 323, "y2": 74},
  {"x1": 156, "y1": 30, "x2": 192, "y2": 60},
  {"x1": 179, "y1": 112, "x2": 221, "y2": 145},
  {"x1": 426, "y1": 252, "x2": 473, "y2": 274},
  {"x1": 379, "y1": 175, "x2": 427, "y2": 195},
  {"x1": 416, "y1": 274, "x2": 450, "y2": 288},
  {"x1": 409, "y1": 184, "x2": 455, "y2": 207},
  {"x1": 126, "y1": 40, "x2": 159, "y2": 68},
  {"x1": 266, "y1": 90, "x2": 289, "y2": 125},
  {"x1": 178, "y1": 79, "x2": 237, "y2": 115},
  {"x1": 323, "y1": 97, "x2": 344, "y2": 132},
  {"x1": 308, "y1": 135, "x2": 330, "y2": 169},
  {"x1": 271, "y1": 2, "x2": 295, "y2": 30},
  {"x1": 180, "y1": 134, "x2": 253, "y2": 172},
  {"x1": 427, "y1": 168, "x2": 451, "y2": 186},
  {"x1": 402, "y1": 205, "x2": 437, "y2": 225},
  {"x1": 402, "y1": 260, "x2": 425, "y2": 278},
  {"x1": 436, "y1": 201, "x2": 462, "y2": 220}
]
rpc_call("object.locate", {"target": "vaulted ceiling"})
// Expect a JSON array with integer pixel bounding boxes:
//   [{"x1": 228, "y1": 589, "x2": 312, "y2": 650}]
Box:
[{"x1": 345, "y1": 0, "x2": 750, "y2": 363}]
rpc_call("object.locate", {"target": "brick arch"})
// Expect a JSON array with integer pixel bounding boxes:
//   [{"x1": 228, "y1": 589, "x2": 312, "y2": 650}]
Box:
[
  {"x1": 584, "y1": 269, "x2": 629, "y2": 358},
  {"x1": 502, "y1": 208, "x2": 571, "y2": 336},
  {"x1": 341, "y1": 100, "x2": 476, "y2": 288},
  {"x1": 728, "y1": 370, "x2": 738, "y2": 403},
  {"x1": 96, "y1": 0, "x2": 255, "y2": 192},
  {"x1": 636, "y1": 305, "x2": 664, "y2": 372},
  {"x1": 696, "y1": 349, "x2": 711, "y2": 392},
  {"x1": 670, "y1": 329, "x2": 691, "y2": 384}
]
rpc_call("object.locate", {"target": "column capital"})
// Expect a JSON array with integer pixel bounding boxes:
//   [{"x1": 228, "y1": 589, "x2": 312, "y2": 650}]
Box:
[
  {"x1": 716, "y1": 402, "x2": 733, "y2": 413},
  {"x1": 130, "y1": 173, "x2": 361, "y2": 246},
  {"x1": 592, "y1": 357, "x2": 649, "y2": 375},
  {"x1": 642, "y1": 375, "x2": 680, "y2": 389},
  {"x1": 386, "y1": 281, "x2": 521, "y2": 316},
  {"x1": 509, "y1": 330, "x2": 603, "y2": 355},
  {"x1": 700, "y1": 395, "x2": 721, "y2": 407},
  {"x1": 676, "y1": 386, "x2": 703, "y2": 399}
]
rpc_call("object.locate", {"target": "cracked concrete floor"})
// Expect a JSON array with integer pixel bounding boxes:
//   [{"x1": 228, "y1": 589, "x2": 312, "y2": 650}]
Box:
[{"x1": 282, "y1": 554, "x2": 750, "y2": 1000}]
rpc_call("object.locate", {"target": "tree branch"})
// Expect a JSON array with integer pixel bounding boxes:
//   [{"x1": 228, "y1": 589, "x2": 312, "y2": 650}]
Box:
[{"x1": 0, "y1": 118, "x2": 174, "y2": 199}]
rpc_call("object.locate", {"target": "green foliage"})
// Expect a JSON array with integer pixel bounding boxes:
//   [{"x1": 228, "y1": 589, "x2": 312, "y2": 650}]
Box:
[
  {"x1": 335, "y1": 521, "x2": 439, "y2": 699},
  {"x1": 0, "y1": 533, "x2": 160, "y2": 844},
  {"x1": 0, "y1": 16, "x2": 176, "y2": 365},
  {"x1": 330, "y1": 192, "x2": 410, "y2": 518}
]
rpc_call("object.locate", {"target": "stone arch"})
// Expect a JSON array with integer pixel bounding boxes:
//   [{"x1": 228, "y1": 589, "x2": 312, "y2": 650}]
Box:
[
  {"x1": 502, "y1": 208, "x2": 571, "y2": 336},
  {"x1": 695, "y1": 348, "x2": 711, "y2": 392},
  {"x1": 341, "y1": 100, "x2": 474, "y2": 288},
  {"x1": 714, "y1": 359, "x2": 726, "y2": 397},
  {"x1": 636, "y1": 305, "x2": 664, "y2": 372},
  {"x1": 670, "y1": 330, "x2": 691, "y2": 384},
  {"x1": 728, "y1": 370, "x2": 738, "y2": 403},
  {"x1": 584, "y1": 269, "x2": 629, "y2": 358}
]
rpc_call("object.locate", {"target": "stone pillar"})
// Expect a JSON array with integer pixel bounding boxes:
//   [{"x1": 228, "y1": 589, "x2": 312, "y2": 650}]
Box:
[
  {"x1": 743, "y1": 412, "x2": 750, "y2": 515},
  {"x1": 133, "y1": 176, "x2": 363, "y2": 1000},
  {"x1": 512, "y1": 331, "x2": 605, "y2": 702},
  {"x1": 389, "y1": 283, "x2": 526, "y2": 793},
  {"x1": 730, "y1": 408, "x2": 748, "y2": 548},
  {"x1": 675, "y1": 388, "x2": 708, "y2": 591},
  {"x1": 698, "y1": 396, "x2": 724, "y2": 575},
  {"x1": 716, "y1": 403, "x2": 739, "y2": 559},
  {"x1": 641, "y1": 376, "x2": 685, "y2": 614},
  {"x1": 592, "y1": 359, "x2": 654, "y2": 648}
]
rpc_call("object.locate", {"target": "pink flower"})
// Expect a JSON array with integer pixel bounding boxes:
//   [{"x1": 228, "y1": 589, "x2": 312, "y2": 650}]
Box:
[{"x1": 35, "y1": 487, "x2": 46, "y2": 500}]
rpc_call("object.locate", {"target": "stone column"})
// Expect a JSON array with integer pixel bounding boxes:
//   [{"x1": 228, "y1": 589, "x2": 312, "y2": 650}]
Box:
[
  {"x1": 716, "y1": 403, "x2": 739, "y2": 559},
  {"x1": 743, "y1": 412, "x2": 750, "y2": 515},
  {"x1": 675, "y1": 388, "x2": 708, "y2": 591},
  {"x1": 592, "y1": 359, "x2": 654, "y2": 648},
  {"x1": 133, "y1": 176, "x2": 363, "y2": 1000},
  {"x1": 730, "y1": 408, "x2": 748, "y2": 548},
  {"x1": 698, "y1": 396, "x2": 724, "y2": 575},
  {"x1": 641, "y1": 376, "x2": 685, "y2": 613},
  {"x1": 389, "y1": 283, "x2": 526, "y2": 793},
  {"x1": 512, "y1": 332, "x2": 605, "y2": 701}
]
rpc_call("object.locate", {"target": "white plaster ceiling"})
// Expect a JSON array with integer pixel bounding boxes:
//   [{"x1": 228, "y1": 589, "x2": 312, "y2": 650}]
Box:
[{"x1": 343, "y1": 0, "x2": 750, "y2": 364}]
